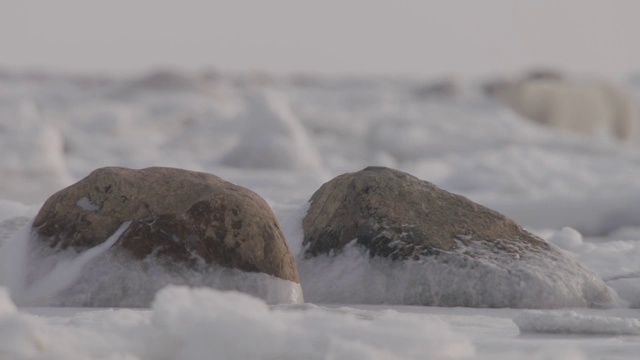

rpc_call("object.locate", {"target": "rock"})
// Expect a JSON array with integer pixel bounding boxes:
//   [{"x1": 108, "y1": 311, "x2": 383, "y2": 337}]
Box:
[
  {"x1": 33, "y1": 166, "x2": 299, "y2": 284},
  {"x1": 522, "y1": 68, "x2": 564, "y2": 82},
  {"x1": 414, "y1": 77, "x2": 461, "y2": 100},
  {"x1": 112, "y1": 69, "x2": 205, "y2": 98},
  {"x1": 303, "y1": 166, "x2": 548, "y2": 259},
  {"x1": 301, "y1": 166, "x2": 614, "y2": 308},
  {"x1": 130, "y1": 69, "x2": 201, "y2": 92}
]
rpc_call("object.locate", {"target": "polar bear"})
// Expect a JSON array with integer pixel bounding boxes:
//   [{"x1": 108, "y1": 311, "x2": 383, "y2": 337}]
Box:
[{"x1": 486, "y1": 75, "x2": 637, "y2": 143}]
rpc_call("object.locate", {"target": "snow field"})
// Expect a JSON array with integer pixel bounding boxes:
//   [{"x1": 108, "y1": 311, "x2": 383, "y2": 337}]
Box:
[
  {"x1": 515, "y1": 310, "x2": 640, "y2": 335},
  {"x1": 0, "y1": 285, "x2": 475, "y2": 360},
  {"x1": 2, "y1": 72, "x2": 640, "y2": 358}
]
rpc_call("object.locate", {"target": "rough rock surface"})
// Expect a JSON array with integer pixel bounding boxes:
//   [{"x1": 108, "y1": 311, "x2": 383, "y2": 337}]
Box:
[
  {"x1": 301, "y1": 166, "x2": 613, "y2": 308},
  {"x1": 303, "y1": 166, "x2": 549, "y2": 259},
  {"x1": 33, "y1": 166, "x2": 299, "y2": 283}
]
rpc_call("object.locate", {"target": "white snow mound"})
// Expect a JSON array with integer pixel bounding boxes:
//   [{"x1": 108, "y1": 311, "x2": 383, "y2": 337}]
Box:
[
  {"x1": 297, "y1": 241, "x2": 616, "y2": 308},
  {"x1": 0, "y1": 285, "x2": 475, "y2": 360},
  {"x1": 0, "y1": 108, "x2": 72, "y2": 204},
  {"x1": 221, "y1": 91, "x2": 326, "y2": 174},
  {"x1": 0, "y1": 221, "x2": 302, "y2": 307}
]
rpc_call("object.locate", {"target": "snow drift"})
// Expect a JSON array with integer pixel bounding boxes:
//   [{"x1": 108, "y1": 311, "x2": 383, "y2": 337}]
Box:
[
  {"x1": 0, "y1": 102, "x2": 72, "y2": 204},
  {"x1": 515, "y1": 310, "x2": 640, "y2": 335},
  {"x1": 296, "y1": 240, "x2": 617, "y2": 308},
  {"x1": 221, "y1": 91, "x2": 326, "y2": 174},
  {"x1": 0, "y1": 222, "x2": 302, "y2": 307},
  {"x1": 0, "y1": 285, "x2": 475, "y2": 360}
]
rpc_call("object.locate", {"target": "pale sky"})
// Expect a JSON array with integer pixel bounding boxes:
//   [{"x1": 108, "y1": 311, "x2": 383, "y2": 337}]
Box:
[{"x1": 1, "y1": 0, "x2": 639, "y2": 79}]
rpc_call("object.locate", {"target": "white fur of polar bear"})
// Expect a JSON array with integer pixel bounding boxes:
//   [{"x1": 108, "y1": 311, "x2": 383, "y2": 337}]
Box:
[{"x1": 489, "y1": 77, "x2": 637, "y2": 142}]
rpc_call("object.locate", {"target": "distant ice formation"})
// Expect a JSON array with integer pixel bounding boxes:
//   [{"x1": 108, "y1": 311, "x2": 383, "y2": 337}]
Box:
[
  {"x1": 221, "y1": 91, "x2": 326, "y2": 175},
  {"x1": 0, "y1": 102, "x2": 73, "y2": 204}
]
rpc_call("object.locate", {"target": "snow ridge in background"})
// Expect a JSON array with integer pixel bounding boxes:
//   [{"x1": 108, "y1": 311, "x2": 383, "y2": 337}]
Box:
[
  {"x1": 221, "y1": 91, "x2": 327, "y2": 175},
  {"x1": 0, "y1": 223, "x2": 302, "y2": 307},
  {"x1": 0, "y1": 102, "x2": 73, "y2": 204}
]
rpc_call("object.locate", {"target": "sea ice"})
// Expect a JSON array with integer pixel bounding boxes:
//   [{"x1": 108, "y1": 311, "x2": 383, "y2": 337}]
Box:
[{"x1": 515, "y1": 310, "x2": 640, "y2": 335}]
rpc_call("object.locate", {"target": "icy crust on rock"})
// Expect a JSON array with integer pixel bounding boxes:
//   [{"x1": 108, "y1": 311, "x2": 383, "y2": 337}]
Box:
[
  {"x1": 0, "y1": 222, "x2": 302, "y2": 307},
  {"x1": 298, "y1": 240, "x2": 616, "y2": 308},
  {"x1": 515, "y1": 310, "x2": 640, "y2": 335},
  {"x1": 0, "y1": 285, "x2": 474, "y2": 360}
]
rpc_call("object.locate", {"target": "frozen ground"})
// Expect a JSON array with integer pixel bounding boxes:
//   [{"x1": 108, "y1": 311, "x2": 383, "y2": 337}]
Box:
[{"x1": 2, "y1": 70, "x2": 640, "y2": 358}]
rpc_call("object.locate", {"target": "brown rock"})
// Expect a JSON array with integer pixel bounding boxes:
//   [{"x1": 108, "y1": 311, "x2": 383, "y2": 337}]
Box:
[
  {"x1": 33, "y1": 166, "x2": 299, "y2": 283},
  {"x1": 303, "y1": 166, "x2": 549, "y2": 260}
]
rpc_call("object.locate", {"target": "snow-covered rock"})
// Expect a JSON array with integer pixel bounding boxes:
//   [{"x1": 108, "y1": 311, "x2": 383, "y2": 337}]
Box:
[
  {"x1": 22, "y1": 166, "x2": 301, "y2": 306},
  {"x1": 300, "y1": 167, "x2": 615, "y2": 308}
]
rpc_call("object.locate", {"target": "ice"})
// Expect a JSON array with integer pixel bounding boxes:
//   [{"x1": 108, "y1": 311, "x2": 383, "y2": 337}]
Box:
[
  {"x1": 76, "y1": 196, "x2": 100, "y2": 211},
  {"x1": 221, "y1": 90, "x2": 327, "y2": 175},
  {"x1": 0, "y1": 216, "x2": 31, "y2": 250},
  {"x1": 150, "y1": 286, "x2": 474, "y2": 360},
  {"x1": 2, "y1": 70, "x2": 640, "y2": 358},
  {"x1": 5, "y1": 286, "x2": 640, "y2": 359},
  {"x1": 14, "y1": 221, "x2": 131, "y2": 305},
  {"x1": 0, "y1": 200, "x2": 31, "y2": 222},
  {"x1": 0, "y1": 285, "x2": 474, "y2": 360},
  {"x1": 0, "y1": 221, "x2": 302, "y2": 307},
  {"x1": 295, "y1": 241, "x2": 616, "y2": 308},
  {"x1": 0, "y1": 106, "x2": 73, "y2": 204},
  {"x1": 547, "y1": 226, "x2": 584, "y2": 251},
  {"x1": 515, "y1": 310, "x2": 640, "y2": 335},
  {"x1": 538, "y1": 226, "x2": 640, "y2": 308},
  {"x1": 0, "y1": 288, "x2": 16, "y2": 315}
]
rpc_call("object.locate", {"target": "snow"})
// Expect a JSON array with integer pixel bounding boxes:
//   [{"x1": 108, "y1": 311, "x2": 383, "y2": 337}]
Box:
[
  {"x1": 1, "y1": 71, "x2": 640, "y2": 358},
  {"x1": 13, "y1": 221, "x2": 131, "y2": 306},
  {"x1": 220, "y1": 90, "x2": 327, "y2": 175},
  {"x1": 76, "y1": 196, "x2": 100, "y2": 211},
  {"x1": 3, "y1": 287, "x2": 640, "y2": 359},
  {"x1": 1, "y1": 221, "x2": 303, "y2": 307},
  {"x1": 149, "y1": 286, "x2": 473, "y2": 360},
  {"x1": 0, "y1": 285, "x2": 475, "y2": 360},
  {"x1": 0, "y1": 104, "x2": 73, "y2": 204},
  {"x1": 515, "y1": 310, "x2": 640, "y2": 335},
  {"x1": 296, "y1": 240, "x2": 617, "y2": 308}
]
